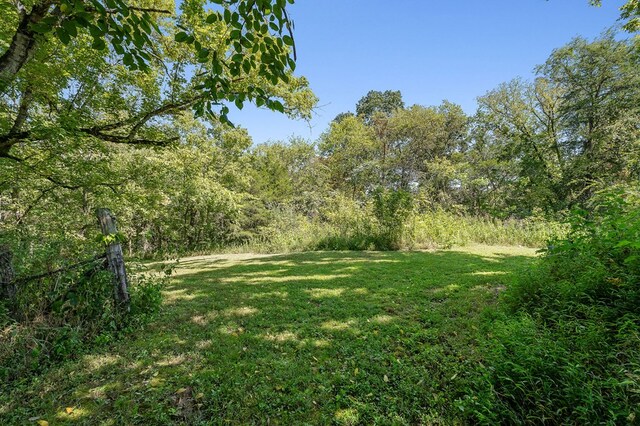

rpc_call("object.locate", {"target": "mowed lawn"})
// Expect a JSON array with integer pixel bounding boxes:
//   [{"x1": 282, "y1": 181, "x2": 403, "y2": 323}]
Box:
[{"x1": 1, "y1": 245, "x2": 537, "y2": 425}]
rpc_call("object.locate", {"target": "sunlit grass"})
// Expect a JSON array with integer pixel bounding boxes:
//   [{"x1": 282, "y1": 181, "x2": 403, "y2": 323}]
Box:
[{"x1": 1, "y1": 245, "x2": 536, "y2": 424}]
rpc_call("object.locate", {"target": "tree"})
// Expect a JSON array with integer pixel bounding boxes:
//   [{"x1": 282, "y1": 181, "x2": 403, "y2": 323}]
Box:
[
  {"x1": 0, "y1": 0, "x2": 315, "y2": 170},
  {"x1": 539, "y1": 34, "x2": 640, "y2": 201},
  {"x1": 332, "y1": 111, "x2": 354, "y2": 124},
  {"x1": 0, "y1": 0, "x2": 301, "y2": 123},
  {"x1": 319, "y1": 115, "x2": 378, "y2": 198},
  {"x1": 472, "y1": 34, "x2": 640, "y2": 214},
  {"x1": 475, "y1": 78, "x2": 566, "y2": 215},
  {"x1": 0, "y1": 0, "x2": 316, "y2": 262},
  {"x1": 386, "y1": 102, "x2": 467, "y2": 192},
  {"x1": 355, "y1": 90, "x2": 404, "y2": 124}
]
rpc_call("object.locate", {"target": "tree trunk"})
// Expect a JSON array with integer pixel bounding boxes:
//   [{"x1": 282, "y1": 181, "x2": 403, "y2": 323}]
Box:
[
  {"x1": 0, "y1": 245, "x2": 16, "y2": 302},
  {"x1": 0, "y1": 1, "x2": 53, "y2": 92},
  {"x1": 96, "y1": 208, "x2": 130, "y2": 310}
]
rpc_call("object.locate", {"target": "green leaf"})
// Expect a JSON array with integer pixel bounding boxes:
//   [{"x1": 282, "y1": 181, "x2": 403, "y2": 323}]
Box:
[
  {"x1": 270, "y1": 100, "x2": 284, "y2": 113},
  {"x1": 123, "y1": 52, "x2": 134, "y2": 66},
  {"x1": 139, "y1": 18, "x2": 151, "y2": 35},
  {"x1": 91, "y1": 37, "x2": 106, "y2": 50},
  {"x1": 30, "y1": 23, "x2": 52, "y2": 34},
  {"x1": 62, "y1": 20, "x2": 78, "y2": 38},
  {"x1": 88, "y1": 24, "x2": 102, "y2": 37},
  {"x1": 133, "y1": 32, "x2": 145, "y2": 49},
  {"x1": 175, "y1": 31, "x2": 189, "y2": 42},
  {"x1": 624, "y1": 255, "x2": 638, "y2": 264},
  {"x1": 113, "y1": 42, "x2": 124, "y2": 55},
  {"x1": 56, "y1": 27, "x2": 71, "y2": 45},
  {"x1": 206, "y1": 13, "x2": 219, "y2": 24},
  {"x1": 42, "y1": 16, "x2": 58, "y2": 26}
]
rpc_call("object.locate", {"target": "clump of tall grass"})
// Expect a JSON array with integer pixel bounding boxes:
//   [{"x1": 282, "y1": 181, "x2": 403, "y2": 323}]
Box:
[
  {"x1": 235, "y1": 199, "x2": 562, "y2": 253},
  {"x1": 409, "y1": 211, "x2": 565, "y2": 249}
]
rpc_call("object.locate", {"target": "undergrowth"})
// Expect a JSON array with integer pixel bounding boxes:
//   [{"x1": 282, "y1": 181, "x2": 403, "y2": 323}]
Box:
[
  {"x1": 234, "y1": 200, "x2": 562, "y2": 254},
  {"x1": 0, "y1": 262, "x2": 166, "y2": 389},
  {"x1": 460, "y1": 186, "x2": 640, "y2": 424}
]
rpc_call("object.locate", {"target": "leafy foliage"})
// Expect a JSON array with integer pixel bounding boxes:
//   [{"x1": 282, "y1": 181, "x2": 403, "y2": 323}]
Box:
[
  {"x1": 1, "y1": 0, "x2": 302, "y2": 122},
  {"x1": 591, "y1": 0, "x2": 640, "y2": 32},
  {"x1": 460, "y1": 186, "x2": 640, "y2": 423},
  {"x1": 371, "y1": 188, "x2": 413, "y2": 250},
  {"x1": 355, "y1": 89, "x2": 404, "y2": 124}
]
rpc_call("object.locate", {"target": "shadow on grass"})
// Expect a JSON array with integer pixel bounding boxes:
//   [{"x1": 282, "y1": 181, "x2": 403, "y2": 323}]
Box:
[{"x1": 1, "y1": 247, "x2": 535, "y2": 425}]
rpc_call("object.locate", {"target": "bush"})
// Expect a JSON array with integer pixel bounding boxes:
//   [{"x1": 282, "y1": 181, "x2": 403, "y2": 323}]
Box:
[
  {"x1": 506, "y1": 186, "x2": 640, "y2": 322},
  {"x1": 371, "y1": 188, "x2": 413, "y2": 250},
  {"x1": 460, "y1": 186, "x2": 640, "y2": 424}
]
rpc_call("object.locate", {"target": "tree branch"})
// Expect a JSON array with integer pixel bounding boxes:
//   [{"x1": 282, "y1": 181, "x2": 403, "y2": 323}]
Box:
[
  {"x1": 44, "y1": 176, "x2": 125, "y2": 193},
  {"x1": 0, "y1": 95, "x2": 195, "y2": 156},
  {"x1": 80, "y1": 128, "x2": 179, "y2": 146},
  {"x1": 89, "y1": 95, "x2": 202, "y2": 134},
  {"x1": 127, "y1": 95, "x2": 202, "y2": 138},
  {"x1": 0, "y1": 131, "x2": 30, "y2": 157},
  {"x1": 128, "y1": 6, "x2": 172, "y2": 14},
  {"x1": 10, "y1": 85, "x2": 33, "y2": 134}
]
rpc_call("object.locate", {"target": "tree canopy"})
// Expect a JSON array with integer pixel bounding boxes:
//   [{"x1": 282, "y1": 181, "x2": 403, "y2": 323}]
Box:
[{"x1": 0, "y1": 0, "x2": 309, "y2": 140}]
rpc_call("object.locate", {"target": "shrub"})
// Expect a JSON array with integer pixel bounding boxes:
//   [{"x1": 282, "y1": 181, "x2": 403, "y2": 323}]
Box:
[
  {"x1": 371, "y1": 187, "x2": 413, "y2": 250},
  {"x1": 460, "y1": 185, "x2": 640, "y2": 424}
]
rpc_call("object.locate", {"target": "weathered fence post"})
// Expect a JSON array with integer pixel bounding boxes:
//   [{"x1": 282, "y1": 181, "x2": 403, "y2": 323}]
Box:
[
  {"x1": 0, "y1": 244, "x2": 16, "y2": 302},
  {"x1": 96, "y1": 208, "x2": 130, "y2": 310}
]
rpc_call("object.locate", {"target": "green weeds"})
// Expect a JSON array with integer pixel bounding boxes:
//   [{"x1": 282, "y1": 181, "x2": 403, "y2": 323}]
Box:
[
  {"x1": 0, "y1": 266, "x2": 165, "y2": 387},
  {"x1": 460, "y1": 187, "x2": 640, "y2": 424},
  {"x1": 234, "y1": 208, "x2": 562, "y2": 254}
]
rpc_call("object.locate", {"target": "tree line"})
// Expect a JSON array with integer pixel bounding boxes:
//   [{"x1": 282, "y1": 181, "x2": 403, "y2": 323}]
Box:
[{"x1": 1, "y1": 32, "x2": 639, "y2": 260}]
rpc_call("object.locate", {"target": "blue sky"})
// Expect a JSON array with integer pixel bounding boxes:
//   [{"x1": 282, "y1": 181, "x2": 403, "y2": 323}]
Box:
[{"x1": 233, "y1": 0, "x2": 625, "y2": 145}]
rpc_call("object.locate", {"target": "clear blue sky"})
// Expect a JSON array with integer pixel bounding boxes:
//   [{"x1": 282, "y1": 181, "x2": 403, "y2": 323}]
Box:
[{"x1": 232, "y1": 0, "x2": 625, "y2": 145}]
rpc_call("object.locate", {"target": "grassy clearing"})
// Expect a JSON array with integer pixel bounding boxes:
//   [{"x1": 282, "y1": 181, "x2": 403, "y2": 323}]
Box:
[{"x1": 1, "y1": 245, "x2": 536, "y2": 425}]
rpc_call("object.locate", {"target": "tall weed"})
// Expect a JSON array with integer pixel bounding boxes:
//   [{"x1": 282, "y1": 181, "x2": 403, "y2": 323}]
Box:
[{"x1": 238, "y1": 203, "x2": 562, "y2": 253}]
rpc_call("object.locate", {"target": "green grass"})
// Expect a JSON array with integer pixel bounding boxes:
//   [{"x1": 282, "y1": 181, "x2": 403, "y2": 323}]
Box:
[{"x1": 0, "y1": 245, "x2": 536, "y2": 425}]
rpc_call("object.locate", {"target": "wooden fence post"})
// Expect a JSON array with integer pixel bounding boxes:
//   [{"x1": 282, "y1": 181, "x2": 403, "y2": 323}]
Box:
[
  {"x1": 0, "y1": 244, "x2": 16, "y2": 302},
  {"x1": 96, "y1": 208, "x2": 130, "y2": 310}
]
